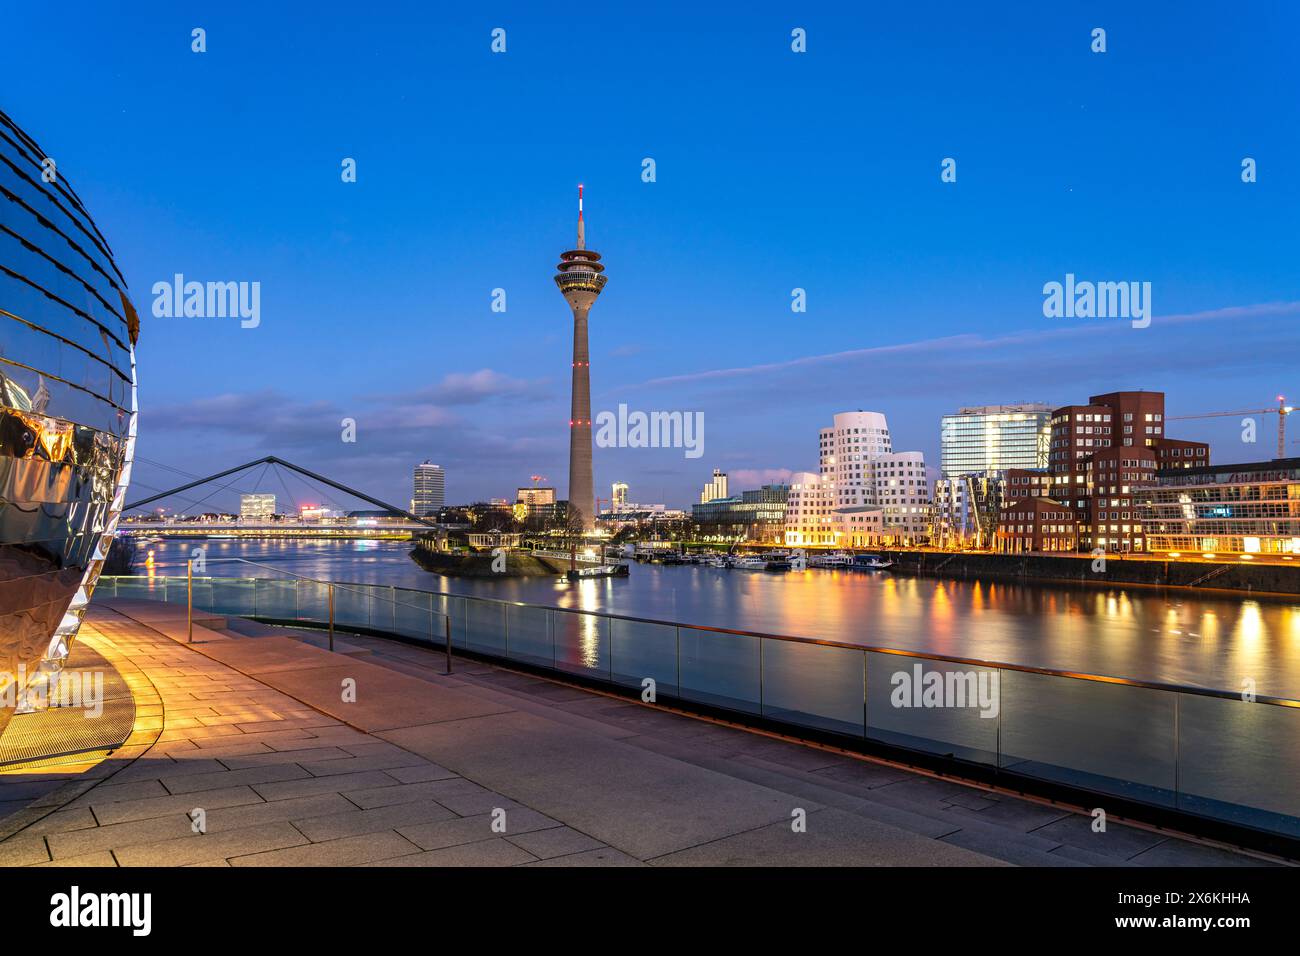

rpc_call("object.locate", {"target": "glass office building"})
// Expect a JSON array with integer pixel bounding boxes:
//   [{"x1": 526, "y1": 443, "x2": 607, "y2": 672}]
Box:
[
  {"x1": 0, "y1": 110, "x2": 138, "y2": 734},
  {"x1": 692, "y1": 485, "x2": 789, "y2": 542},
  {"x1": 412, "y1": 461, "x2": 446, "y2": 516},
  {"x1": 940, "y1": 403, "x2": 1052, "y2": 477},
  {"x1": 1136, "y1": 458, "x2": 1300, "y2": 555}
]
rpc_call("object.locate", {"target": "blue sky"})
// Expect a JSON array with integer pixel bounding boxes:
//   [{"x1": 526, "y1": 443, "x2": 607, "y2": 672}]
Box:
[{"x1": 5, "y1": 1, "x2": 1299, "y2": 511}]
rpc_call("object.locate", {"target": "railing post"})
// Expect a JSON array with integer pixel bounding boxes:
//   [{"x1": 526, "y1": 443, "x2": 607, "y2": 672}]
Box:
[
  {"x1": 187, "y1": 560, "x2": 193, "y2": 644},
  {"x1": 444, "y1": 613, "x2": 452, "y2": 675},
  {"x1": 1174, "y1": 693, "x2": 1181, "y2": 809},
  {"x1": 328, "y1": 584, "x2": 335, "y2": 652}
]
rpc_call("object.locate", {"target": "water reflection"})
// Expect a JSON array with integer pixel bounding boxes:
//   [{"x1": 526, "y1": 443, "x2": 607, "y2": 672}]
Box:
[{"x1": 138, "y1": 539, "x2": 1300, "y2": 698}]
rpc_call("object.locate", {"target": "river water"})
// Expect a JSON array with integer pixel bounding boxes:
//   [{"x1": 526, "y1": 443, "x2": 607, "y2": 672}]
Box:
[{"x1": 134, "y1": 538, "x2": 1300, "y2": 699}]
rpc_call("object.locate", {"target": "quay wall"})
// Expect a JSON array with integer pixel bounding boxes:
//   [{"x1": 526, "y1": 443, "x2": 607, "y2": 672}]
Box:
[{"x1": 880, "y1": 550, "x2": 1300, "y2": 596}]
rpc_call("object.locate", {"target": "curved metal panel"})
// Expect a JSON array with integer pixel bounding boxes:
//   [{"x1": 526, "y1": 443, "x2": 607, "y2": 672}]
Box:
[{"x1": 0, "y1": 109, "x2": 136, "y2": 734}]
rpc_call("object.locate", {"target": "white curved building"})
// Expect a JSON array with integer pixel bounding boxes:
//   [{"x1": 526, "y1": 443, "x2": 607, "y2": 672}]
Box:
[
  {"x1": 786, "y1": 412, "x2": 932, "y2": 547},
  {"x1": 820, "y1": 411, "x2": 891, "y2": 507}
]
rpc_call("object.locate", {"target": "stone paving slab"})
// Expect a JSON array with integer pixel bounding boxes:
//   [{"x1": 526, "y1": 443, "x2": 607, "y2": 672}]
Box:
[
  {"x1": 379, "y1": 709, "x2": 839, "y2": 860},
  {"x1": 364, "y1": 837, "x2": 537, "y2": 867},
  {"x1": 650, "y1": 807, "x2": 1003, "y2": 867}
]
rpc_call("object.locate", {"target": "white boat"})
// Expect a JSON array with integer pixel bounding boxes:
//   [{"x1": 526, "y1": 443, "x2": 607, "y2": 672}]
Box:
[
  {"x1": 809, "y1": 552, "x2": 853, "y2": 568},
  {"x1": 733, "y1": 556, "x2": 767, "y2": 571},
  {"x1": 851, "y1": 554, "x2": 894, "y2": 571}
]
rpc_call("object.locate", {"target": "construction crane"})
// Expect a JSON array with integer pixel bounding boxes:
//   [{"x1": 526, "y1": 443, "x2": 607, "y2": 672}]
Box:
[
  {"x1": 529, "y1": 474, "x2": 548, "y2": 486},
  {"x1": 1168, "y1": 395, "x2": 1295, "y2": 460}
]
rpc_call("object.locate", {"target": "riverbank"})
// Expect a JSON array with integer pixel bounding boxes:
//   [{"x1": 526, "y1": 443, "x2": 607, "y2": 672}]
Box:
[{"x1": 882, "y1": 550, "x2": 1300, "y2": 597}]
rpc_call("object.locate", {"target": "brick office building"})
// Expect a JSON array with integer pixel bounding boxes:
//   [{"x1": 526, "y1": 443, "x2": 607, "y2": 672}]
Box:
[{"x1": 996, "y1": 391, "x2": 1209, "y2": 553}]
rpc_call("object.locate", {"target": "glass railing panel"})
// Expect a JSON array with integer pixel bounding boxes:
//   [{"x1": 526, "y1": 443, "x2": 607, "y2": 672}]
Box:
[
  {"x1": 333, "y1": 584, "x2": 370, "y2": 630},
  {"x1": 679, "y1": 627, "x2": 760, "y2": 714},
  {"x1": 112, "y1": 575, "x2": 165, "y2": 601},
  {"x1": 761, "y1": 639, "x2": 864, "y2": 737},
  {"x1": 865, "y1": 652, "x2": 999, "y2": 765},
  {"x1": 187, "y1": 578, "x2": 214, "y2": 612},
  {"x1": 369, "y1": 585, "x2": 395, "y2": 633},
  {"x1": 506, "y1": 604, "x2": 552, "y2": 667},
  {"x1": 552, "y1": 610, "x2": 609, "y2": 680},
  {"x1": 432, "y1": 593, "x2": 465, "y2": 647},
  {"x1": 253, "y1": 579, "x2": 296, "y2": 619},
  {"x1": 610, "y1": 618, "x2": 677, "y2": 696},
  {"x1": 95, "y1": 576, "x2": 118, "y2": 598},
  {"x1": 463, "y1": 598, "x2": 506, "y2": 655},
  {"x1": 1000, "y1": 670, "x2": 1177, "y2": 807},
  {"x1": 209, "y1": 578, "x2": 254, "y2": 616},
  {"x1": 1177, "y1": 694, "x2": 1300, "y2": 837},
  {"x1": 296, "y1": 580, "x2": 329, "y2": 623},
  {"x1": 160, "y1": 578, "x2": 184, "y2": 605},
  {"x1": 391, "y1": 588, "x2": 435, "y2": 642}
]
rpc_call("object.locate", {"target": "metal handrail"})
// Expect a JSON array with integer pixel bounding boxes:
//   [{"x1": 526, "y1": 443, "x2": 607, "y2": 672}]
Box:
[
  {"x1": 176, "y1": 559, "x2": 453, "y2": 672},
  {"x1": 105, "y1": 572, "x2": 1300, "y2": 708}
]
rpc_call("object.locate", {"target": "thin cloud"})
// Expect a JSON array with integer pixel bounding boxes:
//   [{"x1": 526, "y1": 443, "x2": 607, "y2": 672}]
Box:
[
  {"x1": 633, "y1": 301, "x2": 1300, "y2": 389},
  {"x1": 378, "y1": 369, "x2": 552, "y2": 406}
]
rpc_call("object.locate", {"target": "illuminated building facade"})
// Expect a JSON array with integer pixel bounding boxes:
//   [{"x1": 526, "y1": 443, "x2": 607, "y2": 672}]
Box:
[
  {"x1": 0, "y1": 109, "x2": 138, "y2": 733},
  {"x1": 999, "y1": 391, "x2": 1211, "y2": 553},
  {"x1": 240, "y1": 493, "x2": 276, "y2": 520},
  {"x1": 940, "y1": 403, "x2": 1051, "y2": 477},
  {"x1": 412, "y1": 461, "x2": 445, "y2": 517},
  {"x1": 692, "y1": 485, "x2": 789, "y2": 542},
  {"x1": 1136, "y1": 458, "x2": 1300, "y2": 556},
  {"x1": 699, "y1": 468, "x2": 728, "y2": 503}
]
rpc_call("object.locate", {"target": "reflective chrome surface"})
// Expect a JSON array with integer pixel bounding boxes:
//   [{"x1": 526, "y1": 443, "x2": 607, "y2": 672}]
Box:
[{"x1": 0, "y1": 108, "x2": 138, "y2": 734}]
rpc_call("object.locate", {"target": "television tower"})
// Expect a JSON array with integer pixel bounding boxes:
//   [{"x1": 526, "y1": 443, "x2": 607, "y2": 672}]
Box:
[{"x1": 554, "y1": 184, "x2": 607, "y2": 529}]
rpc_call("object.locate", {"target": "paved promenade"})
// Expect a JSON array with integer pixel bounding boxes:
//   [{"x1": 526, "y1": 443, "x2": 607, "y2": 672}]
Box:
[{"x1": 0, "y1": 600, "x2": 1282, "y2": 867}]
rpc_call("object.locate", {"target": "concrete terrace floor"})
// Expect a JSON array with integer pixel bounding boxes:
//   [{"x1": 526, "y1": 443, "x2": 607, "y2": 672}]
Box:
[{"x1": 0, "y1": 599, "x2": 1284, "y2": 868}]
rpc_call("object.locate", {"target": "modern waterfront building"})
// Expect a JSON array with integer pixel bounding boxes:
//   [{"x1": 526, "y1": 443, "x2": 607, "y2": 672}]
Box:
[
  {"x1": 940, "y1": 403, "x2": 1052, "y2": 477},
  {"x1": 807, "y1": 411, "x2": 932, "y2": 544},
  {"x1": 784, "y1": 472, "x2": 836, "y2": 546},
  {"x1": 412, "y1": 461, "x2": 446, "y2": 517},
  {"x1": 611, "y1": 481, "x2": 628, "y2": 508},
  {"x1": 240, "y1": 493, "x2": 276, "y2": 520},
  {"x1": 699, "y1": 468, "x2": 729, "y2": 504},
  {"x1": 995, "y1": 498, "x2": 1079, "y2": 554},
  {"x1": 996, "y1": 390, "x2": 1209, "y2": 553},
  {"x1": 692, "y1": 485, "x2": 789, "y2": 542},
  {"x1": 0, "y1": 109, "x2": 139, "y2": 733},
  {"x1": 784, "y1": 472, "x2": 888, "y2": 548},
  {"x1": 932, "y1": 471, "x2": 1006, "y2": 549},
  {"x1": 820, "y1": 410, "x2": 892, "y2": 506},
  {"x1": 554, "y1": 185, "x2": 607, "y2": 530},
  {"x1": 873, "y1": 450, "x2": 932, "y2": 542},
  {"x1": 1135, "y1": 457, "x2": 1300, "y2": 556}
]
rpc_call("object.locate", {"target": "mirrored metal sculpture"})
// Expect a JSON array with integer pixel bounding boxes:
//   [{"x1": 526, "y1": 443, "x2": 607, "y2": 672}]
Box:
[{"x1": 0, "y1": 109, "x2": 138, "y2": 735}]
